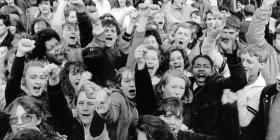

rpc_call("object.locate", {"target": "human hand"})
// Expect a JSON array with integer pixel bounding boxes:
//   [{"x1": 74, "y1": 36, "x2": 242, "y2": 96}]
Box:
[
  {"x1": 221, "y1": 89, "x2": 237, "y2": 105},
  {"x1": 16, "y1": 39, "x2": 35, "y2": 57}
]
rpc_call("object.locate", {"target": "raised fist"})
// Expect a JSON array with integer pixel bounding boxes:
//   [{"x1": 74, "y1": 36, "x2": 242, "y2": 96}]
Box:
[
  {"x1": 44, "y1": 63, "x2": 60, "y2": 83},
  {"x1": 221, "y1": 89, "x2": 237, "y2": 105},
  {"x1": 16, "y1": 39, "x2": 35, "y2": 57}
]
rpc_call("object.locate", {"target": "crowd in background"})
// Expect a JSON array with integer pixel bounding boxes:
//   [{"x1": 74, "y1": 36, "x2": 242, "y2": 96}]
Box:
[{"x1": 0, "y1": 0, "x2": 280, "y2": 140}]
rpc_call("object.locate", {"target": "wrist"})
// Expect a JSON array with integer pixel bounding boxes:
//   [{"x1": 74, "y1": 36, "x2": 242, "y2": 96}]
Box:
[
  {"x1": 49, "y1": 77, "x2": 60, "y2": 86},
  {"x1": 16, "y1": 51, "x2": 26, "y2": 57}
]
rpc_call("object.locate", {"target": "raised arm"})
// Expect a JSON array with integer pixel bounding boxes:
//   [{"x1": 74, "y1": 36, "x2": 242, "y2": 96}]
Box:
[
  {"x1": 74, "y1": 0, "x2": 94, "y2": 48},
  {"x1": 245, "y1": 0, "x2": 273, "y2": 45},
  {"x1": 216, "y1": 37, "x2": 247, "y2": 92},
  {"x1": 134, "y1": 45, "x2": 157, "y2": 115},
  {"x1": 126, "y1": 4, "x2": 149, "y2": 67},
  {"x1": 5, "y1": 39, "x2": 35, "y2": 106},
  {"x1": 50, "y1": 0, "x2": 68, "y2": 37},
  {"x1": 46, "y1": 63, "x2": 77, "y2": 137}
]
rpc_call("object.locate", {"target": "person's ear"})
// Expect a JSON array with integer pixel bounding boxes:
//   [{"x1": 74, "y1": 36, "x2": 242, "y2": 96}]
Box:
[
  {"x1": 21, "y1": 78, "x2": 26, "y2": 86},
  {"x1": 36, "y1": 118, "x2": 42, "y2": 125}
]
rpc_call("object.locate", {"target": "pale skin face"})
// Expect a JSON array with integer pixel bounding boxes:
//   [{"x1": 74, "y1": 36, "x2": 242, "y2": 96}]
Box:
[
  {"x1": 24, "y1": 66, "x2": 47, "y2": 97},
  {"x1": 145, "y1": 50, "x2": 159, "y2": 77},
  {"x1": 10, "y1": 105, "x2": 41, "y2": 133},
  {"x1": 162, "y1": 76, "x2": 186, "y2": 99},
  {"x1": 103, "y1": 26, "x2": 118, "y2": 48},
  {"x1": 66, "y1": 11, "x2": 77, "y2": 23},
  {"x1": 169, "y1": 50, "x2": 185, "y2": 71},
  {"x1": 38, "y1": 1, "x2": 51, "y2": 15},
  {"x1": 174, "y1": 27, "x2": 193, "y2": 48},
  {"x1": 144, "y1": 35, "x2": 159, "y2": 50},
  {"x1": 159, "y1": 110, "x2": 183, "y2": 135},
  {"x1": 76, "y1": 91, "x2": 96, "y2": 125},
  {"x1": 120, "y1": 70, "x2": 136, "y2": 99},
  {"x1": 206, "y1": 13, "x2": 219, "y2": 30},
  {"x1": 241, "y1": 53, "x2": 263, "y2": 84}
]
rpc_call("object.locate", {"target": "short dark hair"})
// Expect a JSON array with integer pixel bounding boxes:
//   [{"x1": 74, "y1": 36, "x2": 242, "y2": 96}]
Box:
[
  {"x1": 224, "y1": 15, "x2": 241, "y2": 31},
  {"x1": 0, "y1": 13, "x2": 11, "y2": 26},
  {"x1": 84, "y1": 0, "x2": 96, "y2": 6},
  {"x1": 145, "y1": 28, "x2": 163, "y2": 47},
  {"x1": 153, "y1": 97, "x2": 183, "y2": 117},
  {"x1": 128, "y1": 115, "x2": 176, "y2": 140},
  {"x1": 191, "y1": 54, "x2": 214, "y2": 67},
  {"x1": 101, "y1": 19, "x2": 121, "y2": 35}
]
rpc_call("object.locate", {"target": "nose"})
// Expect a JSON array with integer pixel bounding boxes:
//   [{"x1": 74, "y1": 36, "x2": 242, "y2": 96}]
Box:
[
  {"x1": 17, "y1": 118, "x2": 23, "y2": 125},
  {"x1": 82, "y1": 104, "x2": 89, "y2": 111},
  {"x1": 169, "y1": 116, "x2": 177, "y2": 125}
]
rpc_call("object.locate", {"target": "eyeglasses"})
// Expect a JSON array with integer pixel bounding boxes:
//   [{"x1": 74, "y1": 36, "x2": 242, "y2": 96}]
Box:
[{"x1": 9, "y1": 113, "x2": 37, "y2": 125}]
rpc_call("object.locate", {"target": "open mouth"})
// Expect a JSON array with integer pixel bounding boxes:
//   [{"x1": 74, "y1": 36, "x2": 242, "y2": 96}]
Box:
[
  {"x1": 129, "y1": 89, "x2": 136, "y2": 93},
  {"x1": 33, "y1": 86, "x2": 42, "y2": 93},
  {"x1": 220, "y1": 37, "x2": 229, "y2": 42},
  {"x1": 179, "y1": 41, "x2": 183, "y2": 45},
  {"x1": 106, "y1": 37, "x2": 113, "y2": 41},
  {"x1": 158, "y1": 22, "x2": 163, "y2": 25},
  {"x1": 174, "y1": 64, "x2": 182, "y2": 70}
]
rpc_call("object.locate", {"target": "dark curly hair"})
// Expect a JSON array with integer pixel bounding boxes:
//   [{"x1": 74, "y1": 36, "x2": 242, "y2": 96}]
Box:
[
  {"x1": 101, "y1": 18, "x2": 121, "y2": 36},
  {"x1": 29, "y1": 28, "x2": 60, "y2": 61},
  {"x1": 59, "y1": 61, "x2": 85, "y2": 107},
  {"x1": 0, "y1": 13, "x2": 11, "y2": 26}
]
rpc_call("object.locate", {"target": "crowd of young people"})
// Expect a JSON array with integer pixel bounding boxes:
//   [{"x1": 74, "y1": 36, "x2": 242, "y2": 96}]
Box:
[{"x1": 0, "y1": 0, "x2": 280, "y2": 140}]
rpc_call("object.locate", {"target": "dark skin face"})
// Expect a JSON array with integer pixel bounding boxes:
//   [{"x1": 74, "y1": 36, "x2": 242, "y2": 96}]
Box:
[{"x1": 192, "y1": 57, "x2": 213, "y2": 86}]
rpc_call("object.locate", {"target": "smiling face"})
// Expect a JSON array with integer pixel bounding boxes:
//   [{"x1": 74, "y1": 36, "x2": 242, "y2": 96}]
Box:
[
  {"x1": 192, "y1": 57, "x2": 213, "y2": 86},
  {"x1": 45, "y1": 38, "x2": 64, "y2": 64},
  {"x1": 38, "y1": 1, "x2": 51, "y2": 15},
  {"x1": 120, "y1": 70, "x2": 136, "y2": 99},
  {"x1": 169, "y1": 50, "x2": 185, "y2": 71},
  {"x1": 24, "y1": 66, "x2": 46, "y2": 97},
  {"x1": 10, "y1": 105, "x2": 41, "y2": 133},
  {"x1": 76, "y1": 91, "x2": 96, "y2": 125}
]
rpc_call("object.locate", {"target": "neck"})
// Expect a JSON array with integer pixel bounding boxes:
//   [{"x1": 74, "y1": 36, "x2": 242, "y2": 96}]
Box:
[
  {"x1": 41, "y1": 12, "x2": 51, "y2": 18},
  {"x1": 247, "y1": 74, "x2": 259, "y2": 85},
  {"x1": 7, "y1": 2, "x2": 14, "y2": 6}
]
